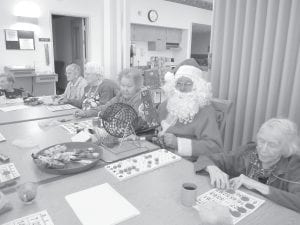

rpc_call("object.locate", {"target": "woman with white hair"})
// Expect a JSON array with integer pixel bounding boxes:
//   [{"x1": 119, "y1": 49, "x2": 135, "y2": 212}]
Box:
[
  {"x1": 158, "y1": 64, "x2": 223, "y2": 159},
  {"x1": 74, "y1": 62, "x2": 119, "y2": 118},
  {"x1": 95, "y1": 68, "x2": 145, "y2": 117},
  {"x1": 58, "y1": 63, "x2": 87, "y2": 105},
  {"x1": 194, "y1": 118, "x2": 300, "y2": 212}
]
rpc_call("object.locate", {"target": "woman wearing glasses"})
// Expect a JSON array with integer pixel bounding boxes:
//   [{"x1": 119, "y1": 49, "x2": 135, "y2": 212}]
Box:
[{"x1": 194, "y1": 118, "x2": 300, "y2": 212}]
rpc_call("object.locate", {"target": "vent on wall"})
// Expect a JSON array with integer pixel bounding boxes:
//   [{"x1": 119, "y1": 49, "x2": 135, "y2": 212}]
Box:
[{"x1": 166, "y1": 42, "x2": 180, "y2": 49}]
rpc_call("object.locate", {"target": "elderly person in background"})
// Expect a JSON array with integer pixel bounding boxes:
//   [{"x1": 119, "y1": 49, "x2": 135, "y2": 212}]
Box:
[
  {"x1": 0, "y1": 73, "x2": 29, "y2": 99},
  {"x1": 195, "y1": 118, "x2": 300, "y2": 212},
  {"x1": 81, "y1": 68, "x2": 145, "y2": 119},
  {"x1": 74, "y1": 62, "x2": 119, "y2": 117},
  {"x1": 58, "y1": 63, "x2": 87, "y2": 105},
  {"x1": 158, "y1": 65, "x2": 222, "y2": 159}
]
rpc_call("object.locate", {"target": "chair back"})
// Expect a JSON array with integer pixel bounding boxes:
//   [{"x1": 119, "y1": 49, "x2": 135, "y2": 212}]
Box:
[{"x1": 211, "y1": 98, "x2": 232, "y2": 139}]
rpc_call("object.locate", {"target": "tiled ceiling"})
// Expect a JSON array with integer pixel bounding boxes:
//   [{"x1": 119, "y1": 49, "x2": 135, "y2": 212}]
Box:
[{"x1": 165, "y1": 0, "x2": 213, "y2": 10}]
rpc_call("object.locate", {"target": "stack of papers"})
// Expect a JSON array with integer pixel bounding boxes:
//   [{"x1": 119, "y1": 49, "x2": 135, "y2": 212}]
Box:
[{"x1": 65, "y1": 183, "x2": 140, "y2": 225}]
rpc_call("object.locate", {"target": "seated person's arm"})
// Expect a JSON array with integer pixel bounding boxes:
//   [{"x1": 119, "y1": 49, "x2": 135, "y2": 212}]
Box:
[
  {"x1": 266, "y1": 162, "x2": 300, "y2": 212},
  {"x1": 78, "y1": 95, "x2": 118, "y2": 118},
  {"x1": 194, "y1": 143, "x2": 252, "y2": 177},
  {"x1": 177, "y1": 107, "x2": 223, "y2": 157}
]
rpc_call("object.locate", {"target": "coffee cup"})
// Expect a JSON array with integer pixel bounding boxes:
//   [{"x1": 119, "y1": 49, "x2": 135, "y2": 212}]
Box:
[{"x1": 181, "y1": 182, "x2": 197, "y2": 207}]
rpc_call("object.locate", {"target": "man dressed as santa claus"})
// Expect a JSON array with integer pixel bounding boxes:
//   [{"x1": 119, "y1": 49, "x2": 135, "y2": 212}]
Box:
[{"x1": 158, "y1": 65, "x2": 223, "y2": 159}]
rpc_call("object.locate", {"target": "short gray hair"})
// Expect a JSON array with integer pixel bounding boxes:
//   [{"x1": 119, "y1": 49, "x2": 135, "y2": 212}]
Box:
[
  {"x1": 84, "y1": 62, "x2": 103, "y2": 78},
  {"x1": 66, "y1": 63, "x2": 81, "y2": 77},
  {"x1": 0, "y1": 73, "x2": 15, "y2": 83},
  {"x1": 118, "y1": 68, "x2": 143, "y2": 90},
  {"x1": 258, "y1": 118, "x2": 300, "y2": 157}
]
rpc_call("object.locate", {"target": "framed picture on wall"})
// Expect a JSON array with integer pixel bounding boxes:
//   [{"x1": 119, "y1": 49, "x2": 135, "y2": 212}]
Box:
[{"x1": 4, "y1": 29, "x2": 35, "y2": 50}]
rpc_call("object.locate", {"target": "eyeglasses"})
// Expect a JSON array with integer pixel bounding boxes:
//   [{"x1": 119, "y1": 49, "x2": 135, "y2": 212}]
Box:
[
  {"x1": 257, "y1": 138, "x2": 281, "y2": 149},
  {"x1": 175, "y1": 82, "x2": 193, "y2": 88}
]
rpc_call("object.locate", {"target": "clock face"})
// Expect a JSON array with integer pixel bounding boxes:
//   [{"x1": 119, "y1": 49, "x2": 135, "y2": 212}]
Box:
[{"x1": 148, "y1": 10, "x2": 158, "y2": 22}]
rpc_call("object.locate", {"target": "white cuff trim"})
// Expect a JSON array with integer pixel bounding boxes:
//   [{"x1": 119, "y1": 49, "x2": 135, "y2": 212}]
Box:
[{"x1": 177, "y1": 137, "x2": 192, "y2": 156}]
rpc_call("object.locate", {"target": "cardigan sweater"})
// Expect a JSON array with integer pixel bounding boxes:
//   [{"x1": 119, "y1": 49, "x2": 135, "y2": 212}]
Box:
[{"x1": 194, "y1": 143, "x2": 300, "y2": 212}]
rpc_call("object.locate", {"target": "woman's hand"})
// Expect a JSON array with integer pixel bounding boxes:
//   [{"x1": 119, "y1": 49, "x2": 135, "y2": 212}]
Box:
[
  {"x1": 229, "y1": 174, "x2": 270, "y2": 195},
  {"x1": 74, "y1": 110, "x2": 87, "y2": 118},
  {"x1": 162, "y1": 133, "x2": 178, "y2": 149},
  {"x1": 206, "y1": 165, "x2": 230, "y2": 189}
]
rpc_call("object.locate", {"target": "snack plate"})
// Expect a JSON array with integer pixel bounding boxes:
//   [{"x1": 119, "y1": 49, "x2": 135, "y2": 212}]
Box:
[{"x1": 32, "y1": 142, "x2": 103, "y2": 175}]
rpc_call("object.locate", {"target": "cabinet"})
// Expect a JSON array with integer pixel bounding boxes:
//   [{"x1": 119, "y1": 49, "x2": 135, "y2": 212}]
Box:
[
  {"x1": 131, "y1": 24, "x2": 182, "y2": 43},
  {"x1": 5, "y1": 67, "x2": 57, "y2": 96},
  {"x1": 131, "y1": 24, "x2": 156, "y2": 41},
  {"x1": 166, "y1": 28, "x2": 182, "y2": 43},
  {"x1": 148, "y1": 39, "x2": 166, "y2": 51},
  {"x1": 33, "y1": 74, "x2": 58, "y2": 96}
]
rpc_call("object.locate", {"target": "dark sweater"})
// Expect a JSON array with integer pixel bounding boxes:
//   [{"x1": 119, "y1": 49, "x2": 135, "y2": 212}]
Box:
[
  {"x1": 1, "y1": 88, "x2": 25, "y2": 99},
  {"x1": 194, "y1": 143, "x2": 300, "y2": 212}
]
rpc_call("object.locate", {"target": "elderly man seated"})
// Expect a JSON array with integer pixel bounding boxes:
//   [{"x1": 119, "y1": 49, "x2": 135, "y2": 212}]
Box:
[
  {"x1": 58, "y1": 63, "x2": 87, "y2": 105},
  {"x1": 157, "y1": 65, "x2": 223, "y2": 158},
  {"x1": 195, "y1": 118, "x2": 300, "y2": 212}
]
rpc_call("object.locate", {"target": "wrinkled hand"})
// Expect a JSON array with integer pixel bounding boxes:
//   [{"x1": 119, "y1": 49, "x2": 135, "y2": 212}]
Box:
[
  {"x1": 230, "y1": 174, "x2": 257, "y2": 190},
  {"x1": 162, "y1": 133, "x2": 178, "y2": 149},
  {"x1": 74, "y1": 110, "x2": 87, "y2": 118},
  {"x1": 206, "y1": 165, "x2": 230, "y2": 189}
]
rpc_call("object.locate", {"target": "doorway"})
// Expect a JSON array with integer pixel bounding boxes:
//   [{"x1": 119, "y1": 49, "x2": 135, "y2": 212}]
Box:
[
  {"x1": 191, "y1": 23, "x2": 211, "y2": 72},
  {"x1": 52, "y1": 14, "x2": 88, "y2": 94}
]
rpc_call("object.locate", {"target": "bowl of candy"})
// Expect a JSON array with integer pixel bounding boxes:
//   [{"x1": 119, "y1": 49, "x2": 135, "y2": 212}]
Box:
[{"x1": 31, "y1": 142, "x2": 103, "y2": 174}]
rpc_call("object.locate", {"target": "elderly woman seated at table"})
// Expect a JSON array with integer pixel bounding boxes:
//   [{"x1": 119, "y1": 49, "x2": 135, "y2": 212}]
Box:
[
  {"x1": 0, "y1": 72, "x2": 29, "y2": 99},
  {"x1": 74, "y1": 62, "x2": 119, "y2": 117},
  {"x1": 157, "y1": 65, "x2": 222, "y2": 159},
  {"x1": 80, "y1": 68, "x2": 145, "y2": 119},
  {"x1": 58, "y1": 63, "x2": 87, "y2": 105},
  {"x1": 194, "y1": 118, "x2": 300, "y2": 212}
]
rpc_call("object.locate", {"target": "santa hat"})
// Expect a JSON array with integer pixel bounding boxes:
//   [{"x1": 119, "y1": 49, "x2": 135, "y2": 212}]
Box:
[
  {"x1": 163, "y1": 65, "x2": 212, "y2": 101},
  {"x1": 175, "y1": 65, "x2": 204, "y2": 83}
]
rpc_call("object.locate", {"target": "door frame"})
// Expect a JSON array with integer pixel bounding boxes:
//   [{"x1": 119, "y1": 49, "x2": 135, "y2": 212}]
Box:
[{"x1": 49, "y1": 11, "x2": 90, "y2": 70}]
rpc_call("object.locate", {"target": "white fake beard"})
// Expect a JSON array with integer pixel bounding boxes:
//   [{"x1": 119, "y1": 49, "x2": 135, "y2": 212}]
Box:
[{"x1": 166, "y1": 90, "x2": 200, "y2": 124}]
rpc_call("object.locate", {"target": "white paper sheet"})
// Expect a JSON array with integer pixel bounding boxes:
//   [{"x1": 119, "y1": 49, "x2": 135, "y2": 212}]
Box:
[
  {"x1": 0, "y1": 105, "x2": 29, "y2": 112},
  {"x1": 19, "y1": 38, "x2": 34, "y2": 50},
  {"x1": 65, "y1": 183, "x2": 140, "y2": 225},
  {"x1": 46, "y1": 104, "x2": 76, "y2": 112}
]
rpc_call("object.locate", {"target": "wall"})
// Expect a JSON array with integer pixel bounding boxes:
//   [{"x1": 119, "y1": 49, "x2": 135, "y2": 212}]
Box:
[
  {"x1": 0, "y1": 0, "x2": 103, "y2": 74},
  {"x1": 126, "y1": 0, "x2": 212, "y2": 67},
  {"x1": 191, "y1": 32, "x2": 211, "y2": 54},
  {"x1": 129, "y1": 0, "x2": 212, "y2": 29}
]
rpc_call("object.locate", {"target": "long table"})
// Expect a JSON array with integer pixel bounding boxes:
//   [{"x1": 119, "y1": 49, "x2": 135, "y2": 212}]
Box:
[
  {"x1": 1, "y1": 159, "x2": 299, "y2": 225},
  {"x1": 0, "y1": 116, "x2": 158, "y2": 185},
  {"x1": 0, "y1": 104, "x2": 77, "y2": 125},
  {"x1": 0, "y1": 114, "x2": 300, "y2": 224}
]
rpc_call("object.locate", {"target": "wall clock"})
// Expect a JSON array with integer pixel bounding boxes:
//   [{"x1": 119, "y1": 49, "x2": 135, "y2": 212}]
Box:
[{"x1": 148, "y1": 10, "x2": 158, "y2": 22}]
